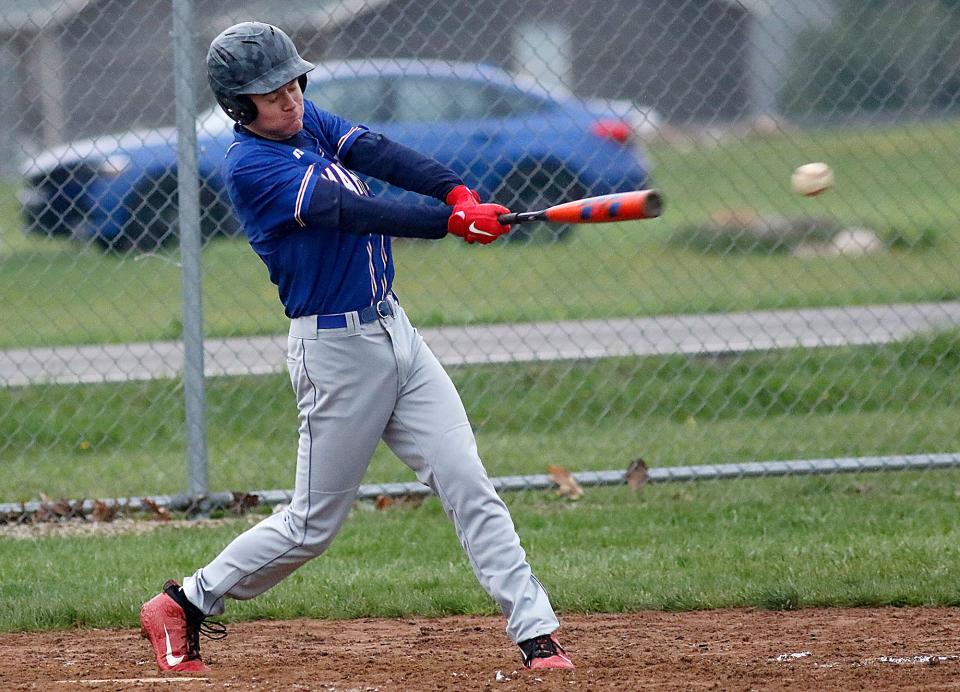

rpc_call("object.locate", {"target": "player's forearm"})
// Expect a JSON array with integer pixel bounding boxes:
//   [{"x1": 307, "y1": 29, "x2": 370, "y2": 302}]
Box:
[
  {"x1": 306, "y1": 178, "x2": 449, "y2": 239},
  {"x1": 343, "y1": 131, "x2": 462, "y2": 201}
]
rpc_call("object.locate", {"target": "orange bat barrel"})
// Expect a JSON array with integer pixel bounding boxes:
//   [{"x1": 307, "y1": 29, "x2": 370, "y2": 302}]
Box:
[
  {"x1": 498, "y1": 189, "x2": 663, "y2": 225},
  {"x1": 543, "y1": 190, "x2": 663, "y2": 223}
]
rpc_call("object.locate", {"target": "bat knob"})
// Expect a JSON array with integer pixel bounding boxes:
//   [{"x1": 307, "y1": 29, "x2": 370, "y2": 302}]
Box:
[{"x1": 645, "y1": 191, "x2": 664, "y2": 218}]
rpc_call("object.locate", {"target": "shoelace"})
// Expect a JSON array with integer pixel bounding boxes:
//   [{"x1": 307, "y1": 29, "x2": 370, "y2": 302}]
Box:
[
  {"x1": 200, "y1": 620, "x2": 228, "y2": 640},
  {"x1": 522, "y1": 635, "x2": 562, "y2": 663},
  {"x1": 185, "y1": 617, "x2": 228, "y2": 659}
]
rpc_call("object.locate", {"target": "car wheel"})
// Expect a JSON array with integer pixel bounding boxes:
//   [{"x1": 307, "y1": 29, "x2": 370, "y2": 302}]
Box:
[
  {"x1": 116, "y1": 176, "x2": 235, "y2": 253},
  {"x1": 497, "y1": 166, "x2": 583, "y2": 244},
  {"x1": 118, "y1": 177, "x2": 178, "y2": 252}
]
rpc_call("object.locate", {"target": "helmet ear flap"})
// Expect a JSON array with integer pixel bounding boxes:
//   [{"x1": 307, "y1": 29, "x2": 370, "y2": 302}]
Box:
[
  {"x1": 216, "y1": 94, "x2": 257, "y2": 125},
  {"x1": 234, "y1": 95, "x2": 257, "y2": 125}
]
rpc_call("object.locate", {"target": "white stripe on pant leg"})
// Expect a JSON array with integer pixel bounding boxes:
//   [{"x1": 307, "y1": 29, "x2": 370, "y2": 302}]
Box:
[
  {"x1": 425, "y1": 422, "x2": 560, "y2": 643},
  {"x1": 184, "y1": 329, "x2": 397, "y2": 616},
  {"x1": 379, "y1": 311, "x2": 560, "y2": 643},
  {"x1": 182, "y1": 488, "x2": 357, "y2": 614}
]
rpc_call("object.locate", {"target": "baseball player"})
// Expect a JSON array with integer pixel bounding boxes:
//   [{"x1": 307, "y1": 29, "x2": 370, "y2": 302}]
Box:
[{"x1": 139, "y1": 22, "x2": 573, "y2": 674}]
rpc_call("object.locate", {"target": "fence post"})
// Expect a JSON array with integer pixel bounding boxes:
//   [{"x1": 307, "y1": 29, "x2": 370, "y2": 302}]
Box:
[{"x1": 172, "y1": 0, "x2": 208, "y2": 500}]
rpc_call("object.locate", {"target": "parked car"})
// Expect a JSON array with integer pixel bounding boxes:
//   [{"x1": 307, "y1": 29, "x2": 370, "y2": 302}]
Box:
[{"x1": 20, "y1": 60, "x2": 652, "y2": 250}]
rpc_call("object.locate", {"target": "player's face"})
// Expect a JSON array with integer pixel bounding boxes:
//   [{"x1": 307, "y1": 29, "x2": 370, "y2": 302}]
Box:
[{"x1": 246, "y1": 79, "x2": 304, "y2": 140}]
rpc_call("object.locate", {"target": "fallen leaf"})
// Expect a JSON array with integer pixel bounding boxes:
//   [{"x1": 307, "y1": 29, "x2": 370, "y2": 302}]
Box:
[
  {"x1": 70, "y1": 500, "x2": 87, "y2": 520},
  {"x1": 374, "y1": 495, "x2": 394, "y2": 510},
  {"x1": 547, "y1": 465, "x2": 583, "y2": 500},
  {"x1": 625, "y1": 457, "x2": 650, "y2": 491},
  {"x1": 229, "y1": 492, "x2": 260, "y2": 515},
  {"x1": 91, "y1": 500, "x2": 118, "y2": 522},
  {"x1": 141, "y1": 497, "x2": 172, "y2": 521},
  {"x1": 396, "y1": 493, "x2": 425, "y2": 509},
  {"x1": 35, "y1": 493, "x2": 82, "y2": 522},
  {"x1": 33, "y1": 505, "x2": 53, "y2": 524}
]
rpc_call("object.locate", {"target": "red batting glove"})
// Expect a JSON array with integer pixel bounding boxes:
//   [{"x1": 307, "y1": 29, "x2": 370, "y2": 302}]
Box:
[
  {"x1": 445, "y1": 184, "x2": 481, "y2": 207},
  {"x1": 447, "y1": 203, "x2": 512, "y2": 244}
]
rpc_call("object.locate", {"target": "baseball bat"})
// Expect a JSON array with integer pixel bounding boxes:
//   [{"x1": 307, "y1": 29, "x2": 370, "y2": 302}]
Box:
[{"x1": 498, "y1": 189, "x2": 663, "y2": 225}]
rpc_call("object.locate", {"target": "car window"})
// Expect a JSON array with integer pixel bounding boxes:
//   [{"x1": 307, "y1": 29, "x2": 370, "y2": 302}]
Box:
[
  {"x1": 392, "y1": 78, "x2": 548, "y2": 122},
  {"x1": 305, "y1": 78, "x2": 386, "y2": 123},
  {"x1": 484, "y1": 83, "x2": 551, "y2": 118},
  {"x1": 392, "y1": 78, "x2": 481, "y2": 122}
]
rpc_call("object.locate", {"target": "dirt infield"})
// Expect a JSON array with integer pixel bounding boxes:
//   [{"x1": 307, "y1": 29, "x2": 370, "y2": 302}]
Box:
[{"x1": 3, "y1": 608, "x2": 959, "y2": 690}]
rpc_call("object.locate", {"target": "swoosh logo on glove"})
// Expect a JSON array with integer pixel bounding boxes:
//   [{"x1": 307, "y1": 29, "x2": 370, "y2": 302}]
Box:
[
  {"x1": 164, "y1": 624, "x2": 185, "y2": 667},
  {"x1": 454, "y1": 211, "x2": 466, "y2": 220},
  {"x1": 468, "y1": 222, "x2": 496, "y2": 237}
]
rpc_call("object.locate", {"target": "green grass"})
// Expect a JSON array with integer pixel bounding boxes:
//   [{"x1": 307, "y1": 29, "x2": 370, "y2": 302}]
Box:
[
  {"x1": 2, "y1": 475, "x2": 959, "y2": 632},
  {"x1": 3, "y1": 332, "x2": 958, "y2": 500},
  {"x1": 1, "y1": 119, "x2": 960, "y2": 348},
  {"x1": 650, "y1": 120, "x2": 960, "y2": 241},
  {"x1": 3, "y1": 123, "x2": 959, "y2": 636}
]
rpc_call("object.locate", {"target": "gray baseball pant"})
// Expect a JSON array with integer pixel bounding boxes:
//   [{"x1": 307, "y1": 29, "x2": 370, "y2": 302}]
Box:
[{"x1": 182, "y1": 298, "x2": 559, "y2": 643}]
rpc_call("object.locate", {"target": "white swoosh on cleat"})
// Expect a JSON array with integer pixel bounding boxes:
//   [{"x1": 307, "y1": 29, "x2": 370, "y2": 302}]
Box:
[
  {"x1": 164, "y1": 624, "x2": 185, "y2": 667},
  {"x1": 468, "y1": 222, "x2": 495, "y2": 237}
]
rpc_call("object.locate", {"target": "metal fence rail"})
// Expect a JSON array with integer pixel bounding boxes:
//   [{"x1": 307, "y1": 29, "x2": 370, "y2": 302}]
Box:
[{"x1": 5, "y1": 453, "x2": 958, "y2": 520}]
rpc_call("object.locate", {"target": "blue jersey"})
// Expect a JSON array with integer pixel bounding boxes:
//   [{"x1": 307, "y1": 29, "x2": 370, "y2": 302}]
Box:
[{"x1": 224, "y1": 101, "x2": 397, "y2": 318}]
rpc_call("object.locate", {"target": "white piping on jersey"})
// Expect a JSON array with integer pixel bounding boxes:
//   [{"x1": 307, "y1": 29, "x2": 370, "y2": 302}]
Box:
[
  {"x1": 225, "y1": 141, "x2": 240, "y2": 156},
  {"x1": 294, "y1": 163, "x2": 316, "y2": 228},
  {"x1": 336, "y1": 127, "x2": 364, "y2": 159},
  {"x1": 366, "y1": 241, "x2": 377, "y2": 301},
  {"x1": 379, "y1": 235, "x2": 388, "y2": 298},
  {"x1": 323, "y1": 162, "x2": 364, "y2": 196},
  {"x1": 312, "y1": 157, "x2": 381, "y2": 302}
]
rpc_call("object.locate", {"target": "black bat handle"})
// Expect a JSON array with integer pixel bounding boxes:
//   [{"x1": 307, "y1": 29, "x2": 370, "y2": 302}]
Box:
[{"x1": 498, "y1": 210, "x2": 543, "y2": 225}]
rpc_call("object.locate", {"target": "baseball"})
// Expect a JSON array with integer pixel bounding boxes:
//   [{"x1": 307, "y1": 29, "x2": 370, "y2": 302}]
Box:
[{"x1": 791, "y1": 162, "x2": 833, "y2": 196}]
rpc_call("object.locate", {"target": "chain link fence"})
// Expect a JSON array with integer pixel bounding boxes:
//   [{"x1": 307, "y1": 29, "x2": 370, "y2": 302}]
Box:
[{"x1": 2, "y1": 0, "x2": 960, "y2": 519}]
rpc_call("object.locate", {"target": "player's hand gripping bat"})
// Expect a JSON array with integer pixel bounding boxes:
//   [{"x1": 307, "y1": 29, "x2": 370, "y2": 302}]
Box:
[{"x1": 498, "y1": 189, "x2": 663, "y2": 225}]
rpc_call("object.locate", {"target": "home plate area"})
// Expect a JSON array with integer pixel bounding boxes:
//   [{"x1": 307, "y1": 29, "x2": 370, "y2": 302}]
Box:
[{"x1": 3, "y1": 609, "x2": 958, "y2": 690}]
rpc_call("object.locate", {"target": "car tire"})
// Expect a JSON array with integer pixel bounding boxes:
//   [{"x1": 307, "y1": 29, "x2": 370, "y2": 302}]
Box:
[
  {"x1": 497, "y1": 166, "x2": 583, "y2": 244},
  {"x1": 110, "y1": 175, "x2": 235, "y2": 253}
]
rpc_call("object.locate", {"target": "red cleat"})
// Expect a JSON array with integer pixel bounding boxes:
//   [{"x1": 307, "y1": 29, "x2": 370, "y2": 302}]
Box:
[
  {"x1": 519, "y1": 633, "x2": 575, "y2": 670},
  {"x1": 140, "y1": 580, "x2": 223, "y2": 673}
]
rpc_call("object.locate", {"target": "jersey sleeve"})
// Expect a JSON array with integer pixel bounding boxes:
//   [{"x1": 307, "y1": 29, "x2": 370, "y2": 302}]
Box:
[
  {"x1": 225, "y1": 145, "x2": 321, "y2": 242},
  {"x1": 306, "y1": 179, "x2": 450, "y2": 239},
  {"x1": 306, "y1": 101, "x2": 368, "y2": 162},
  {"x1": 344, "y1": 131, "x2": 462, "y2": 201}
]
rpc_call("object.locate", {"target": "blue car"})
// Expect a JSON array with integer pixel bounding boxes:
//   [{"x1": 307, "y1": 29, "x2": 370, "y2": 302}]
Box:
[{"x1": 20, "y1": 60, "x2": 652, "y2": 249}]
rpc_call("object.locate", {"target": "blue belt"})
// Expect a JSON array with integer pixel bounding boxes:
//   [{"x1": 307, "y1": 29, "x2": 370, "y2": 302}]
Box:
[{"x1": 316, "y1": 298, "x2": 395, "y2": 330}]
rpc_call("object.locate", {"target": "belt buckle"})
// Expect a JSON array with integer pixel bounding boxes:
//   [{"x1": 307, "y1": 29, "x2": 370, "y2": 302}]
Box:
[{"x1": 375, "y1": 299, "x2": 392, "y2": 319}]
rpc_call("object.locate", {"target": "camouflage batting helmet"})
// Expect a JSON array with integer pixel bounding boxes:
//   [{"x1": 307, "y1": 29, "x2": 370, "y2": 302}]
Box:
[{"x1": 206, "y1": 22, "x2": 315, "y2": 125}]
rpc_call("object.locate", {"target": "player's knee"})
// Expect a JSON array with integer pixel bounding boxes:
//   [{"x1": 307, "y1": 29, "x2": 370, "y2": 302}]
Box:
[
  {"x1": 285, "y1": 492, "x2": 353, "y2": 555},
  {"x1": 435, "y1": 423, "x2": 486, "y2": 475}
]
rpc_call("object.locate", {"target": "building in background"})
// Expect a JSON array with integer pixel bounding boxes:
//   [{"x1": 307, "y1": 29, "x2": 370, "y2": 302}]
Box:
[{"x1": 1, "y1": 0, "x2": 829, "y2": 175}]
